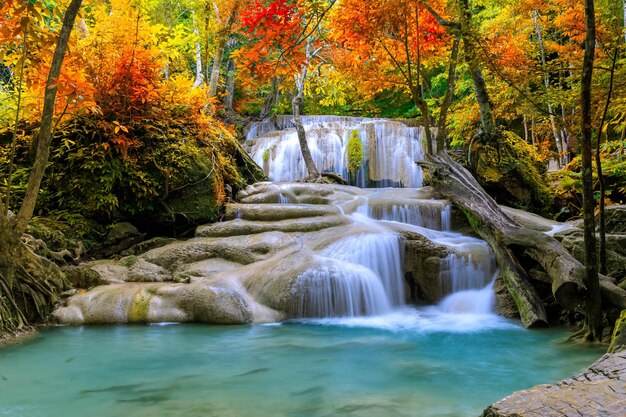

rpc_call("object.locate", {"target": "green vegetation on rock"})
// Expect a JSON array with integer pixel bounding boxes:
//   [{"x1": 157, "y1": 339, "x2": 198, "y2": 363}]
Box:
[{"x1": 347, "y1": 129, "x2": 364, "y2": 174}]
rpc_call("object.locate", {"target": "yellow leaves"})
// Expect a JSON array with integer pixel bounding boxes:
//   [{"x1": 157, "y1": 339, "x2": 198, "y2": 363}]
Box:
[{"x1": 113, "y1": 121, "x2": 129, "y2": 134}]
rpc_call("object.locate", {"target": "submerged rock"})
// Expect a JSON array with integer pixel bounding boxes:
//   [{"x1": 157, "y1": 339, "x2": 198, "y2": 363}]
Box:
[{"x1": 480, "y1": 351, "x2": 626, "y2": 417}]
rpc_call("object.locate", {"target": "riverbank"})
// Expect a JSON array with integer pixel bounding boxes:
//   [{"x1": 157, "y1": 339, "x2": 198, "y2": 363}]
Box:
[{"x1": 481, "y1": 349, "x2": 626, "y2": 417}]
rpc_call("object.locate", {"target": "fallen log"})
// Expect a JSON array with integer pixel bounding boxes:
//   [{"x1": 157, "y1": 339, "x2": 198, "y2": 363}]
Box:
[{"x1": 426, "y1": 153, "x2": 587, "y2": 327}]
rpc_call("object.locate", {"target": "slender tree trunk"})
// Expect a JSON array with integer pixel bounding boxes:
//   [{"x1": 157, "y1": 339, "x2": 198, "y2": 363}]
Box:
[
  {"x1": 458, "y1": 0, "x2": 496, "y2": 138},
  {"x1": 203, "y1": 12, "x2": 210, "y2": 82},
  {"x1": 523, "y1": 114, "x2": 529, "y2": 143},
  {"x1": 422, "y1": 1, "x2": 495, "y2": 138},
  {"x1": 533, "y1": 11, "x2": 564, "y2": 167},
  {"x1": 5, "y1": 12, "x2": 29, "y2": 214},
  {"x1": 15, "y1": 0, "x2": 84, "y2": 235},
  {"x1": 224, "y1": 59, "x2": 235, "y2": 111},
  {"x1": 192, "y1": 26, "x2": 204, "y2": 88},
  {"x1": 260, "y1": 77, "x2": 278, "y2": 119},
  {"x1": 292, "y1": 52, "x2": 320, "y2": 180},
  {"x1": 580, "y1": 0, "x2": 602, "y2": 341},
  {"x1": 436, "y1": 35, "x2": 460, "y2": 154},
  {"x1": 414, "y1": 96, "x2": 434, "y2": 154},
  {"x1": 208, "y1": 35, "x2": 227, "y2": 98},
  {"x1": 595, "y1": 48, "x2": 618, "y2": 275},
  {"x1": 412, "y1": 3, "x2": 433, "y2": 155}
]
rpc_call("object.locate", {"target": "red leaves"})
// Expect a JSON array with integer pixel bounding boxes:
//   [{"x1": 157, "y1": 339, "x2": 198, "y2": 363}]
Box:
[{"x1": 240, "y1": 0, "x2": 299, "y2": 33}]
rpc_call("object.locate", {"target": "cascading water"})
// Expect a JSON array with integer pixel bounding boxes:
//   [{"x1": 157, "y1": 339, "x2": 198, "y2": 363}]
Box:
[
  {"x1": 321, "y1": 232, "x2": 405, "y2": 306},
  {"x1": 245, "y1": 116, "x2": 425, "y2": 187},
  {"x1": 245, "y1": 115, "x2": 500, "y2": 320},
  {"x1": 291, "y1": 261, "x2": 391, "y2": 318}
]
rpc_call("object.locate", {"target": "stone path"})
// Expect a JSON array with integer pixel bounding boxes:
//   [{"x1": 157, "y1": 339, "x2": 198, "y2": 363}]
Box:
[{"x1": 481, "y1": 351, "x2": 626, "y2": 417}]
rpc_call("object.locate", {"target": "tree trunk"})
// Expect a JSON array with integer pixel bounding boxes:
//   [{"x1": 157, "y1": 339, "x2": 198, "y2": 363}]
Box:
[
  {"x1": 426, "y1": 153, "x2": 588, "y2": 328},
  {"x1": 15, "y1": 0, "x2": 84, "y2": 235},
  {"x1": 436, "y1": 35, "x2": 460, "y2": 153},
  {"x1": 260, "y1": 77, "x2": 278, "y2": 119},
  {"x1": 533, "y1": 11, "x2": 564, "y2": 167},
  {"x1": 456, "y1": 0, "x2": 496, "y2": 138},
  {"x1": 192, "y1": 26, "x2": 204, "y2": 88},
  {"x1": 208, "y1": 35, "x2": 226, "y2": 98},
  {"x1": 580, "y1": 0, "x2": 602, "y2": 341},
  {"x1": 414, "y1": 95, "x2": 434, "y2": 154},
  {"x1": 224, "y1": 59, "x2": 235, "y2": 111},
  {"x1": 595, "y1": 48, "x2": 618, "y2": 276},
  {"x1": 0, "y1": 0, "x2": 80, "y2": 337},
  {"x1": 523, "y1": 114, "x2": 529, "y2": 143},
  {"x1": 292, "y1": 68, "x2": 320, "y2": 180}
]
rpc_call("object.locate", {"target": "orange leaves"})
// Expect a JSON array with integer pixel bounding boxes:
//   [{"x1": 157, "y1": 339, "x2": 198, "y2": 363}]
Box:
[
  {"x1": 329, "y1": 0, "x2": 450, "y2": 98},
  {"x1": 236, "y1": 0, "x2": 310, "y2": 84}
]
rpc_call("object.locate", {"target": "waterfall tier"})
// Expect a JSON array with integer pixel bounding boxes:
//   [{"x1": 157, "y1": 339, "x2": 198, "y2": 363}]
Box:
[{"x1": 245, "y1": 117, "x2": 425, "y2": 187}]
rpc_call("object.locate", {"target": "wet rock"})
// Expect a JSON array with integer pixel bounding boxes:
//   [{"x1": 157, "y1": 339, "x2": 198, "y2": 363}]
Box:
[
  {"x1": 106, "y1": 222, "x2": 139, "y2": 243},
  {"x1": 52, "y1": 282, "x2": 253, "y2": 325},
  {"x1": 54, "y1": 182, "x2": 488, "y2": 325},
  {"x1": 480, "y1": 351, "x2": 626, "y2": 417},
  {"x1": 119, "y1": 237, "x2": 177, "y2": 256},
  {"x1": 195, "y1": 215, "x2": 349, "y2": 237},
  {"x1": 604, "y1": 205, "x2": 626, "y2": 234},
  {"x1": 224, "y1": 203, "x2": 341, "y2": 221},
  {"x1": 555, "y1": 229, "x2": 626, "y2": 279},
  {"x1": 142, "y1": 232, "x2": 299, "y2": 269}
]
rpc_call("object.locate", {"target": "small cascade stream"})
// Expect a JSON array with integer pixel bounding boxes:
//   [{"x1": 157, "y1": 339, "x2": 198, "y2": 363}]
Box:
[{"x1": 243, "y1": 116, "x2": 499, "y2": 321}]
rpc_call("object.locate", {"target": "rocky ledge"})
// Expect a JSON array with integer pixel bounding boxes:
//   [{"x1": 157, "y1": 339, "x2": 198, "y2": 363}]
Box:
[{"x1": 480, "y1": 350, "x2": 626, "y2": 417}]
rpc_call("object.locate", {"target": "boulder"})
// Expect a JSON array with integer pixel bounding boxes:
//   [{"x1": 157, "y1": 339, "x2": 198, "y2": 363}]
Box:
[
  {"x1": 106, "y1": 222, "x2": 139, "y2": 243},
  {"x1": 142, "y1": 232, "x2": 300, "y2": 269},
  {"x1": 480, "y1": 351, "x2": 626, "y2": 417},
  {"x1": 605, "y1": 205, "x2": 626, "y2": 234},
  {"x1": 53, "y1": 282, "x2": 253, "y2": 325},
  {"x1": 555, "y1": 229, "x2": 626, "y2": 278},
  {"x1": 62, "y1": 257, "x2": 171, "y2": 287}
]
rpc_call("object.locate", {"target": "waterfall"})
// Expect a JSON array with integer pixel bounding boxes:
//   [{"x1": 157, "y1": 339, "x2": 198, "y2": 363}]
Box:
[
  {"x1": 291, "y1": 262, "x2": 391, "y2": 318},
  {"x1": 244, "y1": 116, "x2": 500, "y2": 321},
  {"x1": 245, "y1": 117, "x2": 425, "y2": 188},
  {"x1": 437, "y1": 273, "x2": 498, "y2": 315},
  {"x1": 366, "y1": 201, "x2": 452, "y2": 231},
  {"x1": 321, "y1": 233, "x2": 405, "y2": 306},
  {"x1": 291, "y1": 232, "x2": 404, "y2": 318}
]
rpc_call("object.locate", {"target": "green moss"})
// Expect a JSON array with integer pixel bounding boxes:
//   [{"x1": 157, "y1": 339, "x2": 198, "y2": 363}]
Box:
[
  {"x1": 173, "y1": 274, "x2": 191, "y2": 283},
  {"x1": 608, "y1": 309, "x2": 626, "y2": 353},
  {"x1": 347, "y1": 129, "x2": 364, "y2": 174},
  {"x1": 128, "y1": 290, "x2": 153, "y2": 322},
  {"x1": 120, "y1": 256, "x2": 139, "y2": 268},
  {"x1": 473, "y1": 130, "x2": 553, "y2": 214},
  {"x1": 263, "y1": 148, "x2": 270, "y2": 162}
]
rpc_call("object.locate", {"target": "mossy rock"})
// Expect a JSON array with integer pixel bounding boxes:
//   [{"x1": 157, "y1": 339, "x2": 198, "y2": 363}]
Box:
[
  {"x1": 608, "y1": 310, "x2": 626, "y2": 353},
  {"x1": 470, "y1": 130, "x2": 552, "y2": 214},
  {"x1": 165, "y1": 178, "x2": 221, "y2": 225}
]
